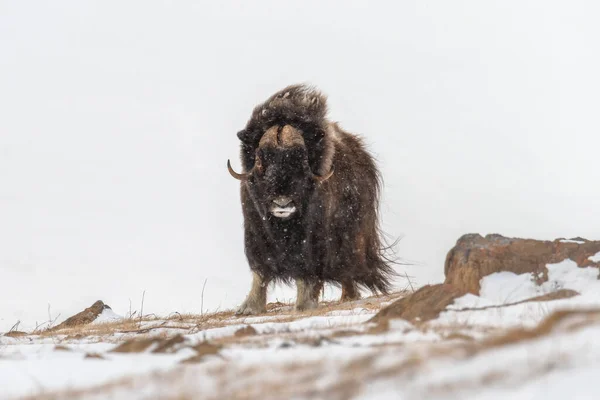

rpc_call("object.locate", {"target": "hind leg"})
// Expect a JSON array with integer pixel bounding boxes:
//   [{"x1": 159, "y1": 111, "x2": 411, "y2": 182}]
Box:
[
  {"x1": 340, "y1": 280, "x2": 361, "y2": 302},
  {"x1": 296, "y1": 279, "x2": 322, "y2": 311}
]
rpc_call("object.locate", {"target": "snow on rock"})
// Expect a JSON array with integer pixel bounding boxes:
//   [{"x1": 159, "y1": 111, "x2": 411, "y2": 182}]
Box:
[
  {"x1": 437, "y1": 259, "x2": 600, "y2": 328},
  {"x1": 590, "y1": 251, "x2": 600, "y2": 263},
  {"x1": 560, "y1": 239, "x2": 586, "y2": 244},
  {"x1": 470, "y1": 259, "x2": 599, "y2": 306},
  {"x1": 93, "y1": 307, "x2": 124, "y2": 324},
  {"x1": 476, "y1": 259, "x2": 600, "y2": 305},
  {"x1": 478, "y1": 270, "x2": 541, "y2": 304}
]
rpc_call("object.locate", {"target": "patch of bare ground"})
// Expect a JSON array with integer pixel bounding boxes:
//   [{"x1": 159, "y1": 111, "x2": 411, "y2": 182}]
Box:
[
  {"x1": 234, "y1": 325, "x2": 258, "y2": 337},
  {"x1": 110, "y1": 334, "x2": 187, "y2": 354},
  {"x1": 371, "y1": 284, "x2": 465, "y2": 323}
]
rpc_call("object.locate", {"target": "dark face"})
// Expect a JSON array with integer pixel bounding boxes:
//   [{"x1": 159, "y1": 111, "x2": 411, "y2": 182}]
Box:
[
  {"x1": 228, "y1": 124, "x2": 333, "y2": 219},
  {"x1": 249, "y1": 144, "x2": 313, "y2": 220}
]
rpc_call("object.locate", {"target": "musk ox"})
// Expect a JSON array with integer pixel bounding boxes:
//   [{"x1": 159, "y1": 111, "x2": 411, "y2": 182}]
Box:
[{"x1": 228, "y1": 84, "x2": 396, "y2": 314}]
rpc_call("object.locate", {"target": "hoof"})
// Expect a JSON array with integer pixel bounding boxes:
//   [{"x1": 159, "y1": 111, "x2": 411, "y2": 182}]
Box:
[
  {"x1": 295, "y1": 299, "x2": 318, "y2": 312},
  {"x1": 340, "y1": 293, "x2": 361, "y2": 303},
  {"x1": 235, "y1": 300, "x2": 266, "y2": 316}
]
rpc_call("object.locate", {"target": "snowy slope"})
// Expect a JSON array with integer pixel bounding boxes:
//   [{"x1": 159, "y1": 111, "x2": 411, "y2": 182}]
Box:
[{"x1": 3, "y1": 256, "x2": 600, "y2": 399}]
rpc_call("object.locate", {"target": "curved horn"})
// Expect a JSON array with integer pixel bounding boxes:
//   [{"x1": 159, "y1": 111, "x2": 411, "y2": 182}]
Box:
[
  {"x1": 313, "y1": 166, "x2": 334, "y2": 183},
  {"x1": 227, "y1": 159, "x2": 250, "y2": 181}
]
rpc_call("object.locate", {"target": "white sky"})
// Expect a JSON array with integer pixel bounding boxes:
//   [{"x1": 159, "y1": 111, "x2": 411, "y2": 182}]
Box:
[{"x1": 1, "y1": 1, "x2": 599, "y2": 331}]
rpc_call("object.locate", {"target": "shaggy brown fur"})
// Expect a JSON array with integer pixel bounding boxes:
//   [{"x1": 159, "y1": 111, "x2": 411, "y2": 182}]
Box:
[{"x1": 230, "y1": 84, "x2": 396, "y2": 314}]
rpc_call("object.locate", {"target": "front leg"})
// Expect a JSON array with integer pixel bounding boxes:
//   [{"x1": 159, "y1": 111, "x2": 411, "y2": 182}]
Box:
[
  {"x1": 236, "y1": 271, "x2": 269, "y2": 315},
  {"x1": 295, "y1": 279, "x2": 322, "y2": 312},
  {"x1": 340, "y1": 280, "x2": 361, "y2": 302}
]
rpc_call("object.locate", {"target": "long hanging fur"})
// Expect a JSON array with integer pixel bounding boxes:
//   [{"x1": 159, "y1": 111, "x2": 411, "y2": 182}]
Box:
[{"x1": 236, "y1": 84, "x2": 397, "y2": 294}]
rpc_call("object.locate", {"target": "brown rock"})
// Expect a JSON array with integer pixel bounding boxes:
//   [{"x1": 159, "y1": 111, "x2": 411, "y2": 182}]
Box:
[
  {"x1": 444, "y1": 234, "x2": 600, "y2": 295},
  {"x1": 52, "y1": 300, "x2": 111, "y2": 331},
  {"x1": 370, "y1": 284, "x2": 465, "y2": 323}
]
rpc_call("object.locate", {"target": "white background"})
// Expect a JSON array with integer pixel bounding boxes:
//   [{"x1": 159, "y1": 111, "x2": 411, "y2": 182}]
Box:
[{"x1": 1, "y1": 1, "x2": 599, "y2": 331}]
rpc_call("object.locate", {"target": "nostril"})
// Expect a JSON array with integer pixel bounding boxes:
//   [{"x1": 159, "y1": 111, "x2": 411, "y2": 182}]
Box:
[{"x1": 273, "y1": 197, "x2": 293, "y2": 207}]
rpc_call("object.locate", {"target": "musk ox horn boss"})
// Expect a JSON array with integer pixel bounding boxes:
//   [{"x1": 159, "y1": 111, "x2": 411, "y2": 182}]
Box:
[{"x1": 228, "y1": 84, "x2": 397, "y2": 315}]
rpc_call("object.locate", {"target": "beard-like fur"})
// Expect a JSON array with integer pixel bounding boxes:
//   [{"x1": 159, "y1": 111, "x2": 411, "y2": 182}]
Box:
[{"x1": 237, "y1": 84, "x2": 397, "y2": 294}]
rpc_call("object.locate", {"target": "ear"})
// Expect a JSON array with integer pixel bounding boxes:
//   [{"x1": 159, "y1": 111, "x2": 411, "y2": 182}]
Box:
[{"x1": 237, "y1": 129, "x2": 249, "y2": 142}]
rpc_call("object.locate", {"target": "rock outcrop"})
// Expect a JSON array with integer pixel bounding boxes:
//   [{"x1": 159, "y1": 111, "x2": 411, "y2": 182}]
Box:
[
  {"x1": 444, "y1": 234, "x2": 600, "y2": 294},
  {"x1": 52, "y1": 300, "x2": 112, "y2": 330},
  {"x1": 372, "y1": 233, "x2": 600, "y2": 323}
]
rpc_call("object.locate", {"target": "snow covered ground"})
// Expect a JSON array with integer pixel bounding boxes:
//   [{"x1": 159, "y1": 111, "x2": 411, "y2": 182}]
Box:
[{"x1": 3, "y1": 256, "x2": 600, "y2": 399}]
